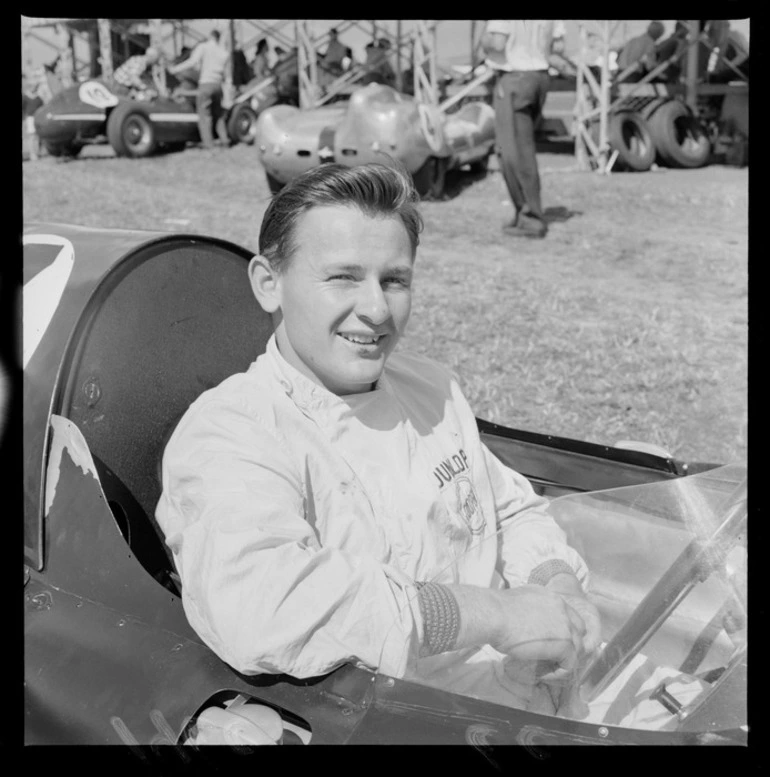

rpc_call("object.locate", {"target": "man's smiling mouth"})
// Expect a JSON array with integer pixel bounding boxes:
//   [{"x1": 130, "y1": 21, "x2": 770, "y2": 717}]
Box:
[{"x1": 338, "y1": 333, "x2": 386, "y2": 345}]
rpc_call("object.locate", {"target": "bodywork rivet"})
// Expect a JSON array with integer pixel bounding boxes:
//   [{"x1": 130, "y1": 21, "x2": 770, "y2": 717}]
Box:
[{"x1": 83, "y1": 377, "x2": 101, "y2": 407}]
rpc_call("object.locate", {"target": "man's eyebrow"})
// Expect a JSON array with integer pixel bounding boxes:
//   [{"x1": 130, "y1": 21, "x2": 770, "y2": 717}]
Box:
[{"x1": 323, "y1": 263, "x2": 413, "y2": 277}]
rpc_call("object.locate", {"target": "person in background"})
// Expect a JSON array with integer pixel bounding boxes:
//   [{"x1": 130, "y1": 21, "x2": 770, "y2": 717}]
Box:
[
  {"x1": 322, "y1": 28, "x2": 347, "y2": 77},
  {"x1": 231, "y1": 46, "x2": 252, "y2": 90},
  {"x1": 342, "y1": 46, "x2": 354, "y2": 72},
  {"x1": 252, "y1": 39, "x2": 271, "y2": 81},
  {"x1": 22, "y1": 75, "x2": 44, "y2": 161},
  {"x1": 272, "y1": 46, "x2": 300, "y2": 106},
  {"x1": 169, "y1": 29, "x2": 231, "y2": 150},
  {"x1": 112, "y1": 45, "x2": 162, "y2": 96},
  {"x1": 616, "y1": 21, "x2": 666, "y2": 81},
  {"x1": 483, "y1": 20, "x2": 566, "y2": 240},
  {"x1": 706, "y1": 20, "x2": 749, "y2": 82}
]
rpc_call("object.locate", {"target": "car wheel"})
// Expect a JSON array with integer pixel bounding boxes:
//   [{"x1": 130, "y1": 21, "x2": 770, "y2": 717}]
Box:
[
  {"x1": 107, "y1": 103, "x2": 157, "y2": 158},
  {"x1": 227, "y1": 103, "x2": 259, "y2": 145},
  {"x1": 412, "y1": 157, "x2": 447, "y2": 200},
  {"x1": 265, "y1": 172, "x2": 285, "y2": 195},
  {"x1": 607, "y1": 111, "x2": 655, "y2": 172},
  {"x1": 469, "y1": 154, "x2": 490, "y2": 175},
  {"x1": 647, "y1": 100, "x2": 711, "y2": 169},
  {"x1": 43, "y1": 141, "x2": 82, "y2": 158}
]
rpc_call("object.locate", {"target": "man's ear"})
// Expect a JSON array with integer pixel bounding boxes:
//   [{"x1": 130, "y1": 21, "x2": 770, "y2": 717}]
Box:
[{"x1": 248, "y1": 255, "x2": 281, "y2": 313}]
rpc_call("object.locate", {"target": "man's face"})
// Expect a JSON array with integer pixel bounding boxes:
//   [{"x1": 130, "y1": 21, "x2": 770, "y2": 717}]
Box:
[{"x1": 272, "y1": 205, "x2": 414, "y2": 395}]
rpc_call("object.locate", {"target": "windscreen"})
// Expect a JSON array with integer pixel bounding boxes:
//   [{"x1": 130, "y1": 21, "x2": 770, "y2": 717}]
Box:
[{"x1": 382, "y1": 464, "x2": 746, "y2": 734}]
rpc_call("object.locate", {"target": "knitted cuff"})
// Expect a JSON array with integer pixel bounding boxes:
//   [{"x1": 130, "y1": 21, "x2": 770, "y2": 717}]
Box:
[
  {"x1": 416, "y1": 581, "x2": 461, "y2": 656},
  {"x1": 528, "y1": 559, "x2": 576, "y2": 586}
]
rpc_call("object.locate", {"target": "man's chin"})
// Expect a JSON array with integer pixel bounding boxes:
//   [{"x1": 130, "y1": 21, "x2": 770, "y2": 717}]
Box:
[{"x1": 330, "y1": 364, "x2": 386, "y2": 395}]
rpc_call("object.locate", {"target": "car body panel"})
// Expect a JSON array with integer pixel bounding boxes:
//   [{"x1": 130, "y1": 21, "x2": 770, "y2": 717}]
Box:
[
  {"x1": 24, "y1": 223, "x2": 746, "y2": 746},
  {"x1": 33, "y1": 79, "x2": 266, "y2": 154},
  {"x1": 34, "y1": 81, "x2": 202, "y2": 150},
  {"x1": 23, "y1": 225, "x2": 168, "y2": 569},
  {"x1": 257, "y1": 83, "x2": 495, "y2": 186}
]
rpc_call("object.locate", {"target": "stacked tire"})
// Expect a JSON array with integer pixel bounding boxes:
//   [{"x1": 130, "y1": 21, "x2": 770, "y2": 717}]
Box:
[
  {"x1": 607, "y1": 111, "x2": 656, "y2": 172},
  {"x1": 603, "y1": 99, "x2": 711, "y2": 172},
  {"x1": 643, "y1": 99, "x2": 711, "y2": 169}
]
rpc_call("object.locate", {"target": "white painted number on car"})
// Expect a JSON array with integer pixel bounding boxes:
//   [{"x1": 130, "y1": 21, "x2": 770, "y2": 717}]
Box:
[
  {"x1": 22, "y1": 234, "x2": 75, "y2": 369},
  {"x1": 78, "y1": 80, "x2": 119, "y2": 109}
]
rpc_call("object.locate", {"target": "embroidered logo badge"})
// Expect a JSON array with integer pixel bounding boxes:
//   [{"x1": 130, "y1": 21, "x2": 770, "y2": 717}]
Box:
[{"x1": 453, "y1": 476, "x2": 484, "y2": 535}]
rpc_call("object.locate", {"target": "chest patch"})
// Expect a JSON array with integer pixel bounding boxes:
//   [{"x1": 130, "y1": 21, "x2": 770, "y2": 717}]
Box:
[
  {"x1": 433, "y1": 449, "x2": 469, "y2": 488},
  {"x1": 452, "y1": 476, "x2": 485, "y2": 535},
  {"x1": 432, "y1": 449, "x2": 485, "y2": 536}
]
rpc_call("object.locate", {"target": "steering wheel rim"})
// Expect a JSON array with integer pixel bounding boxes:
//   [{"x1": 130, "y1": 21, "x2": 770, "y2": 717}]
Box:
[{"x1": 579, "y1": 477, "x2": 747, "y2": 703}]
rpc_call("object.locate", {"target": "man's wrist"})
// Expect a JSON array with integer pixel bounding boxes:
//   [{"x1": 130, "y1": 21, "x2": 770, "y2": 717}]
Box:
[
  {"x1": 543, "y1": 570, "x2": 585, "y2": 597},
  {"x1": 528, "y1": 559, "x2": 576, "y2": 587},
  {"x1": 416, "y1": 582, "x2": 461, "y2": 656}
]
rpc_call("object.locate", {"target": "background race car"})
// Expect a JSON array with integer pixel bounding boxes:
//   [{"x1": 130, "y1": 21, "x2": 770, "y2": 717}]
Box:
[
  {"x1": 256, "y1": 83, "x2": 496, "y2": 199},
  {"x1": 33, "y1": 76, "x2": 273, "y2": 159}
]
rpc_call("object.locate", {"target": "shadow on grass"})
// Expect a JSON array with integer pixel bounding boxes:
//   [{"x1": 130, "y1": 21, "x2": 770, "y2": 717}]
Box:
[
  {"x1": 544, "y1": 206, "x2": 583, "y2": 224},
  {"x1": 536, "y1": 137, "x2": 575, "y2": 155},
  {"x1": 438, "y1": 165, "x2": 491, "y2": 201}
]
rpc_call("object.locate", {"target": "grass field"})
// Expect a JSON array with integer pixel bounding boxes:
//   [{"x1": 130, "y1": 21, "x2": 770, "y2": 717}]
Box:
[{"x1": 22, "y1": 142, "x2": 748, "y2": 465}]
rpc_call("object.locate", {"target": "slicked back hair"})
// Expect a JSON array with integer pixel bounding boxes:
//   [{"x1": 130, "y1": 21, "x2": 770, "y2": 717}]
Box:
[{"x1": 258, "y1": 163, "x2": 423, "y2": 273}]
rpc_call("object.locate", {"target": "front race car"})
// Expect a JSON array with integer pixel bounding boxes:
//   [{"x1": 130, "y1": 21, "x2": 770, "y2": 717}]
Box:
[{"x1": 23, "y1": 223, "x2": 747, "y2": 748}]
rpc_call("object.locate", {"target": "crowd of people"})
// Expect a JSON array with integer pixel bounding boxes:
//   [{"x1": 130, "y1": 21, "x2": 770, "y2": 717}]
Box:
[{"x1": 615, "y1": 19, "x2": 750, "y2": 84}]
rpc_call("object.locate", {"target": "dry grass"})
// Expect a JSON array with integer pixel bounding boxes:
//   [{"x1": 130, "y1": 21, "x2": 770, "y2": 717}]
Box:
[{"x1": 22, "y1": 143, "x2": 748, "y2": 464}]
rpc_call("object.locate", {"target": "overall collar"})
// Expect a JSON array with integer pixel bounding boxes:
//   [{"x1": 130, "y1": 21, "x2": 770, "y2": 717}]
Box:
[{"x1": 262, "y1": 334, "x2": 390, "y2": 422}]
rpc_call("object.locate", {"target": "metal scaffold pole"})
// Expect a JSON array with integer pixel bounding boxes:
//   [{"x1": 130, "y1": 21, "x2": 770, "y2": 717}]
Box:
[
  {"x1": 150, "y1": 19, "x2": 166, "y2": 96},
  {"x1": 413, "y1": 20, "x2": 438, "y2": 106},
  {"x1": 97, "y1": 19, "x2": 113, "y2": 79},
  {"x1": 296, "y1": 20, "x2": 320, "y2": 109}
]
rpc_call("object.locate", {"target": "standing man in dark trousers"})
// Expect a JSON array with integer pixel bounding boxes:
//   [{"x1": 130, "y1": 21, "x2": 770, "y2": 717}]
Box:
[
  {"x1": 169, "y1": 29, "x2": 231, "y2": 150},
  {"x1": 483, "y1": 20, "x2": 565, "y2": 239}
]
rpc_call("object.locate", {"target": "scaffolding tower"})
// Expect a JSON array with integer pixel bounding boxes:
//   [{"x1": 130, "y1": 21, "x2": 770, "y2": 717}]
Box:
[{"x1": 572, "y1": 20, "x2": 749, "y2": 173}]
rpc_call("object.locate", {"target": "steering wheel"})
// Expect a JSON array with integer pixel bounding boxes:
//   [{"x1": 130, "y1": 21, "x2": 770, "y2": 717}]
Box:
[{"x1": 579, "y1": 477, "x2": 747, "y2": 703}]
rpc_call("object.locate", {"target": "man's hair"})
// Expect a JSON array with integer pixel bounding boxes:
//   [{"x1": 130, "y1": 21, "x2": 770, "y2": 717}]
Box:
[
  {"x1": 647, "y1": 21, "x2": 665, "y2": 40},
  {"x1": 259, "y1": 163, "x2": 423, "y2": 273},
  {"x1": 211, "y1": 29, "x2": 221, "y2": 42}
]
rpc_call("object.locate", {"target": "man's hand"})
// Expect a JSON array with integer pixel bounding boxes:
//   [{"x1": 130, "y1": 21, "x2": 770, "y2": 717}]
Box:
[
  {"x1": 545, "y1": 572, "x2": 602, "y2": 656},
  {"x1": 493, "y1": 585, "x2": 590, "y2": 680},
  {"x1": 447, "y1": 583, "x2": 590, "y2": 682}
]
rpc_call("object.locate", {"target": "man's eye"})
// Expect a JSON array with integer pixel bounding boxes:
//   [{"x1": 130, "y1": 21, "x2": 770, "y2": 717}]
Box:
[
  {"x1": 329, "y1": 274, "x2": 356, "y2": 281},
  {"x1": 384, "y1": 277, "x2": 410, "y2": 288}
]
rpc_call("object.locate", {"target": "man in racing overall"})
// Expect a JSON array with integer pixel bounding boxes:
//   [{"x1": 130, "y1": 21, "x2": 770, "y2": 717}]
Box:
[
  {"x1": 157, "y1": 163, "x2": 600, "y2": 715},
  {"x1": 483, "y1": 20, "x2": 566, "y2": 239}
]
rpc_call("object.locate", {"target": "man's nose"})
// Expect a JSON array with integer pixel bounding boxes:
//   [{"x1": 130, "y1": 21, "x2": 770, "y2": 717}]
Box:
[{"x1": 356, "y1": 280, "x2": 390, "y2": 324}]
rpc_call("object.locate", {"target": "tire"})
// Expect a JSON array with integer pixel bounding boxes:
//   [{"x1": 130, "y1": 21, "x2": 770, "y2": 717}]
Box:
[
  {"x1": 607, "y1": 111, "x2": 655, "y2": 172},
  {"x1": 412, "y1": 157, "x2": 447, "y2": 200},
  {"x1": 226, "y1": 103, "x2": 259, "y2": 145},
  {"x1": 43, "y1": 140, "x2": 82, "y2": 158},
  {"x1": 647, "y1": 100, "x2": 711, "y2": 169},
  {"x1": 265, "y1": 172, "x2": 285, "y2": 195},
  {"x1": 469, "y1": 153, "x2": 490, "y2": 175},
  {"x1": 107, "y1": 103, "x2": 157, "y2": 158}
]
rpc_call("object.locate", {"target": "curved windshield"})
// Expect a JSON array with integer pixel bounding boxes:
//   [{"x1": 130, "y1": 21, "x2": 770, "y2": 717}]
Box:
[{"x1": 382, "y1": 465, "x2": 746, "y2": 733}]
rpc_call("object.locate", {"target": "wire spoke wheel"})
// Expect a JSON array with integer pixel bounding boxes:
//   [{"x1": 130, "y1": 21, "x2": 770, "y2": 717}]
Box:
[
  {"x1": 124, "y1": 115, "x2": 153, "y2": 155},
  {"x1": 107, "y1": 103, "x2": 158, "y2": 158}
]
